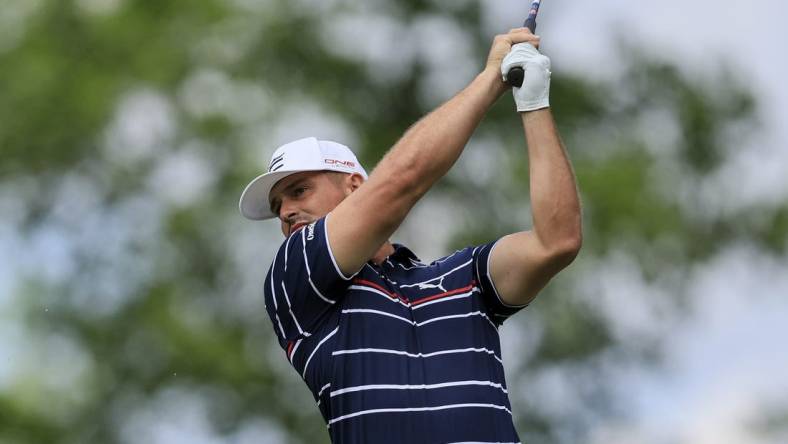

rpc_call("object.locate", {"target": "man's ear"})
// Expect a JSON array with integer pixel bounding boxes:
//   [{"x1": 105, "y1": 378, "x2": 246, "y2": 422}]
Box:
[{"x1": 345, "y1": 173, "x2": 365, "y2": 194}]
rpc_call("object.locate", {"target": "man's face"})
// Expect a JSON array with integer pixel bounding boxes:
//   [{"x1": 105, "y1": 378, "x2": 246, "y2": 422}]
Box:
[{"x1": 268, "y1": 171, "x2": 353, "y2": 237}]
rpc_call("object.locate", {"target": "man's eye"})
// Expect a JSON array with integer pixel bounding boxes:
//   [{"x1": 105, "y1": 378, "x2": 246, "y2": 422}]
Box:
[
  {"x1": 269, "y1": 197, "x2": 280, "y2": 213},
  {"x1": 293, "y1": 187, "x2": 306, "y2": 196}
]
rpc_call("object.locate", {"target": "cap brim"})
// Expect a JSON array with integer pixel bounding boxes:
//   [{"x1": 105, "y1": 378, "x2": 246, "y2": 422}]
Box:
[{"x1": 239, "y1": 168, "x2": 328, "y2": 220}]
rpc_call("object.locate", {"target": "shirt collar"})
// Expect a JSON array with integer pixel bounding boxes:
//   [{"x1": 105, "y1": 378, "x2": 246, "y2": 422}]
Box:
[{"x1": 389, "y1": 243, "x2": 421, "y2": 264}]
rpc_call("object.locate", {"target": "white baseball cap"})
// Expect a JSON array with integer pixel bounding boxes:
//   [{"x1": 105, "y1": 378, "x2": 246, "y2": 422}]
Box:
[{"x1": 239, "y1": 137, "x2": 368, "y2": 220}]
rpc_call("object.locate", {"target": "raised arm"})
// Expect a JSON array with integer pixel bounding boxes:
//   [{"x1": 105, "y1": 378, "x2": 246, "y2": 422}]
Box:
[
  {"x1": 489, "y1": 109, "x2": 582, "y2": 306},
  {"x1": 327, "y1": 30, "x2": 541, "y2": 276}
]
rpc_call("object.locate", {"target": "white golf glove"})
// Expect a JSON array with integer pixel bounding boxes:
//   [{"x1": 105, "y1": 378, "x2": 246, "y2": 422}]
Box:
[{"x1": 501, "y1": 43, "x2": 551, "y2": 112}]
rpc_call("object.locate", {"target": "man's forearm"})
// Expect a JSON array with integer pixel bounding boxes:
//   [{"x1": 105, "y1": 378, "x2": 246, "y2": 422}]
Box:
[
  {"x1": 522, "y1": 109, "x2": 582, "y2": 258},
  {"x1": 372, "y1": 68, "x2": 506, "y2": 198}
]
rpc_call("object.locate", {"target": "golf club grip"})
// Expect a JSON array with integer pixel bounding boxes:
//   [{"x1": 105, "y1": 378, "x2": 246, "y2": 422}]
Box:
[{"x1": 506, "y1": 2, "x2": 541, "y2": 87}]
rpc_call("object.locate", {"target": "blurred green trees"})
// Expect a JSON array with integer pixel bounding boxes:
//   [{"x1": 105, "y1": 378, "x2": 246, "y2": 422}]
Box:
[{"x1": 1, "y1": 1, "x2": 785, "y2": 443}]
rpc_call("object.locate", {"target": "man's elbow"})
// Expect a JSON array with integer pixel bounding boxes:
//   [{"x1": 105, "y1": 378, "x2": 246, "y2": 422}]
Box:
[{"x1": 549, "y1": 232, "x2": 582, "y2": 268}]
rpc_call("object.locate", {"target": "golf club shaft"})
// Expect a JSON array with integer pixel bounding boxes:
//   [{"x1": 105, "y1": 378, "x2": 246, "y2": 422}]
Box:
[{"x1": 506, "y1": 0, "x2": 541, "y2": 87}]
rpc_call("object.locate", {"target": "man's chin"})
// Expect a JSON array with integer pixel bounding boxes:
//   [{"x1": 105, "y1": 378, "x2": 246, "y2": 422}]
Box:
[{"x1": 288, "y1": 221, "x2": 309, "y2": 236}]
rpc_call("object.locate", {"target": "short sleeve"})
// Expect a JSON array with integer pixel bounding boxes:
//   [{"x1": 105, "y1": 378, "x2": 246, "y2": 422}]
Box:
[
  {"x1": 472, "y1": 239, "x2": 529, "y2": 326},
  {"x1": 264, "y1": 216, "x2": 357, "y2": 347}
]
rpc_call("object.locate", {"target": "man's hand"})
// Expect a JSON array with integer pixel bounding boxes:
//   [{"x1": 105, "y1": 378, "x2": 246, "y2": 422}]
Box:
[
  {"x1": 501, "y1": 41, "x2": 551, "y2": 112},
  {"x1": 485, "y1": 28, "x2": 541, "y2": 78}
]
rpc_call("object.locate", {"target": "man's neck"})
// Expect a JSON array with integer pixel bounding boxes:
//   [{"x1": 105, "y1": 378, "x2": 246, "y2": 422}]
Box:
[{"x1": 370, "y1": 242, "x2": 396, "y2": 265}]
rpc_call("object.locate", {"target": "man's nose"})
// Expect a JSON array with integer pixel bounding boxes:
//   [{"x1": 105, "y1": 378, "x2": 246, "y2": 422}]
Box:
[{"x1": 279, "y1": 200, "x2": 298, "y2": 223}]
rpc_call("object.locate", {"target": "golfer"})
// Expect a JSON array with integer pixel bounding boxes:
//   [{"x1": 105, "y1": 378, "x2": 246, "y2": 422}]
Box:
[{"x1": 239, "y1": 28, "x2": 581, "y2": 443}]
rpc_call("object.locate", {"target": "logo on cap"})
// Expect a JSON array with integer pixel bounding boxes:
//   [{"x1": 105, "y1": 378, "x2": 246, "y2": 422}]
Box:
[
  {"x1": 325, "y1": 159, "x2": 356, "y2": 168},
  {"x1": 268, "y1": 153, "x2": 285, "y2": 172}
]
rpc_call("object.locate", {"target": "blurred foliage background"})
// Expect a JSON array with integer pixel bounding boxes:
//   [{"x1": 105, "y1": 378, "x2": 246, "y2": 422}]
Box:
[{"x1": 1, "y1": 0, "x2": 787, "y2": 443}]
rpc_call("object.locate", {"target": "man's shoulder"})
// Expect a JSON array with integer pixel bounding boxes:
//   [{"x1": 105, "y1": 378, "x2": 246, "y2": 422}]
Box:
[
  {"x1": 268, "y1": 230, "x2": 299, "y2": 268},
  {"x1": 390, "y1": 245, "x2": 478, "y2": 282},
  {"x1": 267, "y1": 218, "x2": 328, "y2": 269},
  {"x1": 429, "y1": 246, "x2": 478, "y2": 267},
  {"x1": 393, "y1": 243, "x2": 503, "y2": 287}
]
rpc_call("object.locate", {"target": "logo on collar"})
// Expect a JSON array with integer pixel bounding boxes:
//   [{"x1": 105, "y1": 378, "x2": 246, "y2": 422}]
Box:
[{"x1": 306, "y1": 221, "x2": 316, "y2": 240}]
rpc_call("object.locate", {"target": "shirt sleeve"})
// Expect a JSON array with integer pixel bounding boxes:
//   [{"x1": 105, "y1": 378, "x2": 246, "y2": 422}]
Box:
[
  {"x1": 471, "y1": 239, "x2": 529, "y2": 326},
  {"x1": 264, "y1": 215, "x2": 357, "y2": 347}
]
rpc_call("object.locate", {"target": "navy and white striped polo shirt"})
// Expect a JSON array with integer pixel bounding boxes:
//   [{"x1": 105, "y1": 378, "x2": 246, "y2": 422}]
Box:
[{"x1": 264, "y1": 215, "x2": 527, "y2": 443}]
